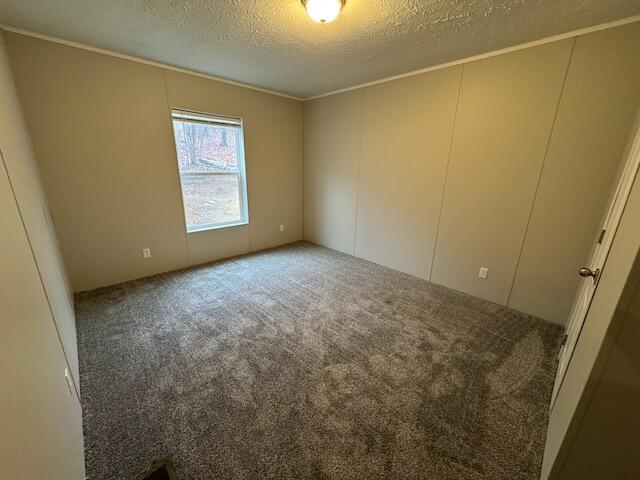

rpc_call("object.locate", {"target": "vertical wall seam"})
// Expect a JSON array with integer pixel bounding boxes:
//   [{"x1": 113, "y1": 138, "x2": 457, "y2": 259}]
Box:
[
  {"x1": 429, "y1": 64, "x2": 464, "y2": 282},
  {"x1": 505, "y1": 37, "x2": 578, "y2": 308},
  {"x1": 301, "y1": 101, "x2": 305, "y2": 242},
  {"x1": 352, "y1": 89, "x2": 366, "y2": 256},
  {"x1": 161, "y1": 68, "x2": 191, "y2": 265},
  {"x1": 0, "y1": 148, "x2": 81, "y2": 403}
]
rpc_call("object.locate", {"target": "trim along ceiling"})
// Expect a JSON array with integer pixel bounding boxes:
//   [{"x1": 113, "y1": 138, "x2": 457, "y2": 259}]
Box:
[{"x1": 0, "y1": 0, "x2": 639, "y2": 99}]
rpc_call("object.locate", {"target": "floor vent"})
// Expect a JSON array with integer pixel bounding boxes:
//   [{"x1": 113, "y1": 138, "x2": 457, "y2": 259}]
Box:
[{"x1": 136, "y1": 458, "x2": 177, "y2": 480}]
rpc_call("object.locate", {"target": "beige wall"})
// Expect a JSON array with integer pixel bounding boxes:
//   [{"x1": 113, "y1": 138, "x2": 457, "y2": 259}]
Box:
[
  {"x1": 304, "y1": 21, "x2": 640, "y2": 324},
  {"x1": 303, "y1": 90, "x2": 363, "y2": 254},
  {"x1": 432, "y1": 40, "x2": 573, "y2": 303},
  {"x1": 0, "y1": 35, "x2": 84, "y2": 480},
  {"x1": 0, "y1": 27, "x2": 79, "y2": 391},
  {"x1": 509, "y1": 24, "x2": 640, "y2": 322},
  {"x1": 4, "y1": 32, "x2": 303, "y2": 292},
  {"x1": 356, "y1": 67, "x2": 461, "y2": 279}
]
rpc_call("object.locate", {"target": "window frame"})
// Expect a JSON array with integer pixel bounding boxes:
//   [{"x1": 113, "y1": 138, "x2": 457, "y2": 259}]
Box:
[{"x1": 170, "y1": 109, "x2": 249, "y2": 234}]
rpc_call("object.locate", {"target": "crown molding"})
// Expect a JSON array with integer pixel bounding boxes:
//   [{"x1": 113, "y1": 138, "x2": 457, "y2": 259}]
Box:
[
  {"x1": 2, "y1": 14, "x2": 639, "y2": 102},
  {"x1": 305, "y1": 14, "x2": 640, "y2": 101},
  {"x1": 0, "y1": 24, "x2": 304, "y2": 101}
]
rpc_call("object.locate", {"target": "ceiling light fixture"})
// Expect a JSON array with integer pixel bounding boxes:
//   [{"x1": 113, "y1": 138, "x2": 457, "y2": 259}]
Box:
[{"x1": 302, "y1": 0, "x2": 345, "y2": 24}]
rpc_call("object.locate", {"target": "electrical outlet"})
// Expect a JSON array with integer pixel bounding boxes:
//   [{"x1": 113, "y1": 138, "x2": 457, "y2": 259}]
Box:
[
  {"x1": 280, "y1": 224, "x2": 285, "y2": 232},
  {"x1": 142, "y1": 248, "x2": 151, "y2": 259},
  {"x1": 478, "y1": 267, "x2": 489, "y2": 279}
]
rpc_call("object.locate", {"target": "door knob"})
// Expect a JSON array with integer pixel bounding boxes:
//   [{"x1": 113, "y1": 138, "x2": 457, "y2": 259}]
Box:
[{"x1": 578, "y1": 267, "x2": 600, "y2": 280}]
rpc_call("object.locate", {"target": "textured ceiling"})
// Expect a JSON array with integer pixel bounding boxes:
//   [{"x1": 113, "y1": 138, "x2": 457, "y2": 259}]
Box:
[{"x1": 0, "y1": 1, "x2": 638, "y2": 98}]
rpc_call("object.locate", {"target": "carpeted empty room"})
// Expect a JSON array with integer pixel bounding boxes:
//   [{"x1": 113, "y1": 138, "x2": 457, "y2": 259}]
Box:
[
  {"x1": 76, "y1": 243, "x2": 563, "y2": 480},
  {"x1": 3, "y1": 3, "x2": 640, "y2": 480}
]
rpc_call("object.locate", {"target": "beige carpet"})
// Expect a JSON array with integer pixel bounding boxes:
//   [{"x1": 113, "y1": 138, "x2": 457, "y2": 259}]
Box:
[{"x1": 76, "y1": 242, "x2": 563, "y2": 480}]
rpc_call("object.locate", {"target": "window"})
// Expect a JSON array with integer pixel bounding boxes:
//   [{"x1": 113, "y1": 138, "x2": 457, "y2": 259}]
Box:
[{"x1": 171, "y1": 110, "x2": 248, "y2": 232}]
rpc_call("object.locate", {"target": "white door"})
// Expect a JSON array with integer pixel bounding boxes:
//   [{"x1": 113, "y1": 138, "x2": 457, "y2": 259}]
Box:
[{"x1": 550, "y1": 118, "x2": 640, "y2": 409}]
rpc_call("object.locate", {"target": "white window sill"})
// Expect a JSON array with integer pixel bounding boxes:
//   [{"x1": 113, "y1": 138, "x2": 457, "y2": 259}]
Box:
[{"x1": 186, "y1": 221, "x2": 248, "y2": 234}]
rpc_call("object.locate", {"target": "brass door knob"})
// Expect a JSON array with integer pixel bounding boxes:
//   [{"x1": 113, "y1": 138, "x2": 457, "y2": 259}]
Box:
[{"x1": 578, "y1": 267, "x2": 600, "y2": 280}]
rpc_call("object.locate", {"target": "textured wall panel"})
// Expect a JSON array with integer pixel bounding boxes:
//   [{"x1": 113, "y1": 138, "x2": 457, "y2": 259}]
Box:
[
  {"x1": 431, "y1": 40, "x2": 573, "y2": 305},
  {"x1": 508, "y1": 22, "x2": 640, "y2": 324},
  {"x1": 354, "y1": 66, "x2": 461, "y2": 279}
]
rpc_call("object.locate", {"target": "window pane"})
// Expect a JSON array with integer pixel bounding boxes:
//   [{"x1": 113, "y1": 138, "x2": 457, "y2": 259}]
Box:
[
  {"x1": 180, "y1": 173, "x2": 241, "y2": 228},
  {"x1": 171, "y1": 112, "x2": 248, "y2": 232},
  {"x1": 173, "y1": 120, "x2": 239, "y2": 172}
]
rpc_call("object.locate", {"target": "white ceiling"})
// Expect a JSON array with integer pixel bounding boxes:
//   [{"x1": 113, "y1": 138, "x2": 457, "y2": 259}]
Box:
[{"x1": 0, "y1": 1, "x2": 638, "y2": 99}]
